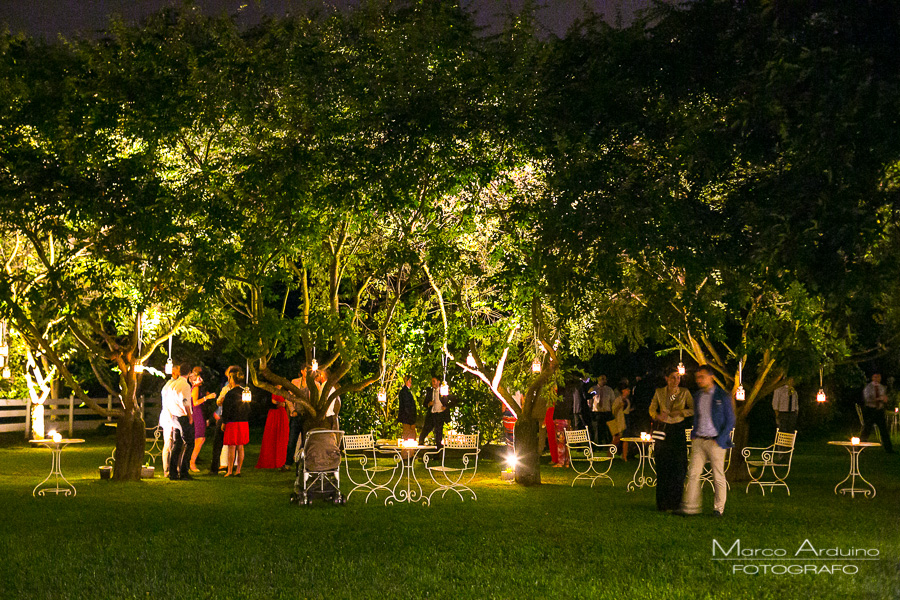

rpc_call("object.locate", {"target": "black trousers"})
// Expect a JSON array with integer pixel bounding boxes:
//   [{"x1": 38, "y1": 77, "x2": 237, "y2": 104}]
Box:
[
  {"x1": 655, "y1": 421, "x2": 688, "y2": 511},
  {"x1": 208, "y1": 420, "x2": 225, "y2": 474},
  {"x1": 861, "y1": 406, "x2": 894, "y2": 453},
  {"x1": 286, "y1": 416, "x2": 303, "y2": 465},
  {"x1": 419, "y1": 411, "x2": 448, "y2": 448},
  {"x1": 169, "y1": 415, "x2": 195, "y2": 479},
  {"x1": 592, "y1": 411, "x2": 613, "y2": 445}
]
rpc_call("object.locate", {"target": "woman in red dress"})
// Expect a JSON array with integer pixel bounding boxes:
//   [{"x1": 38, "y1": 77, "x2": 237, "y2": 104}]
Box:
[
  {"x1": 255, "y1": 388, "x2": 290, "y2": 469},
  {"x1": 220, "y1": 368, "x2": 251, "y2": 477}
]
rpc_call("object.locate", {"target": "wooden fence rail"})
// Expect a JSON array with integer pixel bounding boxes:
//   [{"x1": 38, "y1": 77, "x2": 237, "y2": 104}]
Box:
[{"x1": 0, "y1": 396, "x2": 162, "y2": 437}]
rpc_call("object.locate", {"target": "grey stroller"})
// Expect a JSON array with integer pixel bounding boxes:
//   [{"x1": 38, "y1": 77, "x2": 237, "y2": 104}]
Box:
[{"x1": 290, "y1": 429, "x2": 346, "y2": 506}]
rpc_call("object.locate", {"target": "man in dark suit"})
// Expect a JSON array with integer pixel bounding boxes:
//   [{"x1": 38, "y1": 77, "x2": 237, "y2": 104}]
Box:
[
  {"x1": 397, "y1": 375, "x2": 417, "y2": 441},
  {"x1": 418, "y1": 376, "x2": 450, "y2": 448}
]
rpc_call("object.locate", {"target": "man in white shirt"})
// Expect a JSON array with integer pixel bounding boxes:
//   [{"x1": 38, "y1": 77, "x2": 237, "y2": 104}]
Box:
[
  {"x1": 771, "y1": 378, "x2": 798, "y2": 432},
  {"x1": 862, "y1": 372, "x2": 894, "y2": 454},
  {"x1": 589, "y1": 375, "x2": 615, "y2": 444},
  {"x1": 162, "y1": 364, "x2": 194, "y2": 480},
  {"x1": 418, "y1": 376, "x2": 449, "y2": 448}
]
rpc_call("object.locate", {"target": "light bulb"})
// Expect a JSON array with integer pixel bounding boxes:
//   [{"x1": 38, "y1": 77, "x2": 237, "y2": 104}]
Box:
[
  {"x1": 677, "y1": 362, "x2": 686, "y2": 376},
  {"x1": 466, "y1": 352, "x2": 477, "y2": 368},
  {"x1": 164, "y1": 358, "x2": 173, "y2": 375},
  {"x1": 531, "y1": 357, "x2": 542, "y2": 373},
  {"x1": 851, "y1": 437, "x2": 860, "y2": 445},
  {"x1": 377, "y1": 388, "x2": 386, "y2": 403},
  {"x1": 817, "y1": 388, "x2": 827, "y2": 403},
  {"x1": 440, "y1": 381, "x2": 449, "y2": 396},
  {"x1": 241, "y1": 387, "x2": 252, "y2": 402},
  {"x1": 735, "y1": 385, "x2": 745, "y2": 401}
]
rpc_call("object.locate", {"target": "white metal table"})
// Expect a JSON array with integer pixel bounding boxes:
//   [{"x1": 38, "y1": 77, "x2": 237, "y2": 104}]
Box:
[
  {"x1": 30, "y1": 438, "x2": 85, "y2": 497},
  {"x1": 828, "y1": 441, "x2": 879, "y2": 499},
  {"x1": 378, "y1": 444, "x2": 435, "y2": 505},
  {"x1": 620, "y1": 437, "x2": 656, "y2": 491}
]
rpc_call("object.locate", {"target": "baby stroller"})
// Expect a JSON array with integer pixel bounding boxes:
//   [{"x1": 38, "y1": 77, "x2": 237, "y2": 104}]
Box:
[{"x1": 290, "y1": 429, "x2": 346, "y2": 506}]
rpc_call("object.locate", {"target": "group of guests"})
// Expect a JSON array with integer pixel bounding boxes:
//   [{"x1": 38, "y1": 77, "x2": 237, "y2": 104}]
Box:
[
  {"x1": 159, "y1": 363, "x2": 343, "y2": 480},
  {"x1": 397, "y1": 375, "x2": 456, "y2": 448}
]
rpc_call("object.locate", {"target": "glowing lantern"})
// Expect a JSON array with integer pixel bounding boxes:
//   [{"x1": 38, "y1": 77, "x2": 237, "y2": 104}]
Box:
[
  {"x1": 164, "y1": 357, "x2": 173, "y2": 375},
  {"x1": 735, "y1": 359, "x2": 745, "y2": 401},
  {"x1": 735, "y1": 385, "x2": 745, "y2": 401},
  {"x1": 440, "y1": 381, "x2": 449, "y2": 396},
  {"x1": 816, "y1": 367, "x2": 826, "y2": 403},
  {"x1": 531, "y1": 357, "x2": 542, "y2": 373},
  {"x1": 677, "y1": 362, "x2": 686, "y2": 376},
  {"x1": 506, "y1": 453, "x2": 518, "y2": 469},
  {"x1": 310, "y1": 358, "x2": 318, "y2": 372},
  {"x1": 241, "y1": 387, "x2": 252, "y2": 403},
  {"x1": 377, "y1": 387, "x2": 387, "y2": 403},
  {"x1": 51, "y1": 430, "x2": 62, "y2": 443},
  {"x1": 466, "y1": 352, "x2": 477, "y2": 368},
  {"x1": 1, "y1": 367, "x2": 8, "y2": 379}
]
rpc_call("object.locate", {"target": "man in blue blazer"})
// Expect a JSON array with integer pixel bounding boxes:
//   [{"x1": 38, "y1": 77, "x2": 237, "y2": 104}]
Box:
[{"x1": 679, "y1": 364, "x2": 736, "y2": 517}]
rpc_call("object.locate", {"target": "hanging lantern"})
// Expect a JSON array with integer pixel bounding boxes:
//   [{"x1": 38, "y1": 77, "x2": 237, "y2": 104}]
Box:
[
  {"x1": 164, "y1": 357, "x2": 173, "y2": 375},
  {"x1": 676, "y1": 334, "x2": 686, "y2": 375},
  {"x1": 816, "y1": 367, "x2": 827, "y2": 403},
  {"x1": 677, "y1": 362, "x2": 686, "y2": 376},
  {"x1": 440, "y1": 380, "x2": 449, "y2": 396},
  {"x1": 531, "y1": 356, "x2": 542, "y2": 373},
  {"x1": 377, "y1": 387, "x2": 387, "y2": 403},
  {"x1": 735, "y1": 359, "x2": 745, "y2": 401},
  {"x1": 1, "y1": 366, "x2": 9, "y2": 379},
  {"x1": 466, "y1": 352, "x2": 477, "y2": 368},
  {"x1": 735, "y1": 385, "x2": 745, "y2": 401},
  {"x1": 241, "y1": 387, "x2": 252, "y2": 402},
  {"x1": 310, "y1": 358, "x2": 318, "y2": 372}
]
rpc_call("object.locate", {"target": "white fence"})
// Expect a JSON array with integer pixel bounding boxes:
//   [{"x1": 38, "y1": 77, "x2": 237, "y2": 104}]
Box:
[{"x1": 0, "y1": 396, "x2": 162, "y2": 437}]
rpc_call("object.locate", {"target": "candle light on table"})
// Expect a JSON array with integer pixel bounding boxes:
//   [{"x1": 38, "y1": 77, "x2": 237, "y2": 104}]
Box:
[
  {"x1": 51, "y1": 430, "x2": 62, "y2": 443},
  {"x1": 851, "y1": 437, "x2": 860, "y2": 445}
]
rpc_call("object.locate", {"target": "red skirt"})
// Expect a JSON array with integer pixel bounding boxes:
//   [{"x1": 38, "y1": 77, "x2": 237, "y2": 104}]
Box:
[
  {"x1": 255, "y1": 406, "x2": 289, "y2": 469},
  {"x1": 223, "y1": 422, "x2": 249, "y2": 446}
]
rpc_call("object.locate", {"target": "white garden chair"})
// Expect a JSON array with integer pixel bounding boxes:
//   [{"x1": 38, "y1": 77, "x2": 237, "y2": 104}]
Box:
[
  {"x1": 423, "y1": 432, "x2": 480, "y2": 503},
  {"x1": 855, "y1": 404, "x2": 881, "y2": 442},
  {"x1": 565, "y1": 428, "x2": 616, "y2": 487},
  {"x1": 342, "y1": 433, "x2": 398, "y2": 503},
  {"x1": 742, "y1": 429, "x2": 797, "y2": 496}
]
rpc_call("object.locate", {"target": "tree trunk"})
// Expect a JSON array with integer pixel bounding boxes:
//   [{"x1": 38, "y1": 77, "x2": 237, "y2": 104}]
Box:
[
  {"x1": 513, "y1": 417, "x2": 541, "y2": 486},
  {"x1": 726, "y1": 413, "x2": 751, "y2": 482},
  {"x1": 112, "y1": 409, "x2": 146, "y2": 481}
]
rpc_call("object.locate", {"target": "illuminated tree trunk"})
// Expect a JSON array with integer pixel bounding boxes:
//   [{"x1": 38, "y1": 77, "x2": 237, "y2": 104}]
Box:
[
  {"x1": 513, "y1": 417, "x2": 541, "y2": 486},
  {"x1": 113, "y1": 408, "x2": 146, "y2": 481}
]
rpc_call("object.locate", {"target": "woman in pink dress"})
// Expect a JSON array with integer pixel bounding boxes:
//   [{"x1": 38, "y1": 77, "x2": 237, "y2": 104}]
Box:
[{"x1": 255, "y1": 388, "x2": 290, "y2": 469}]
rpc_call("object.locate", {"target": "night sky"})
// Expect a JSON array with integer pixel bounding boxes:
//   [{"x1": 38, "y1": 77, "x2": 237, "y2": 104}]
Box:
[{"x1": 3, "y1": 0, "x2": 656, "y2": 39}]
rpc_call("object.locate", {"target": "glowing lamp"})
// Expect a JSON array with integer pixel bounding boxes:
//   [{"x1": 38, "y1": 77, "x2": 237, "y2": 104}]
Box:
[
  {"x1": 640, "y1": 432, "x2": 651, "y2": 442},
  {"x1": 817, "y1": 388, "x2": 827, "y2": 403},
  {"x1": 401, "y1": 439, "x2": 418, "y2": 448},
  {"x1": 134, "y1": 364, "x2": 145, "y2": 374},
  {"x1": 1, "y1": 366, "x2": 8, "y2": 379},
  {"x1": 816, "y1": 367, "x2": 826, "y2": 403},
  {"x1": 440, "y1": 381, "x2": 449, "y2": 396},
  {"x1": 466, "y1": 352, "x2": 477, "y2": 368},
  {"x1": 377, "y1": 388, "x2": 386, "y2": 403},
  {"x1": 310, "y1": 358, "x2": 318, "y2": 372},
  {"x1": 851, "y1": 437, "x2": 860, "y2": 445},
  {"x1": 735, "y1": 385, "x2": 745, "y2": 401},
  {"x1": 164, "y1": 357, "x2": 173, "y2": 375},
  {"x1": 51, "y1": 430, "x2": 62, "y2": 443},
  {"x1": 241, "y1": 387, "x2": 252, "y2": 403},
  {"x1": 531, "y1": 357, "x2": 542, "y2": 373},
  {"x1": 677, "y1": 362, "x2": 686, "y2": 376},
  {"x1": 506, "y1": 453, "x2": 518, "y2": 469}
]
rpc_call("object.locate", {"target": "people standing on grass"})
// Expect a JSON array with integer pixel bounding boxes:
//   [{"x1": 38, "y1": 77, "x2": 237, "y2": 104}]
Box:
[
  {"x1": 650, "y1": 367, "x2": 694, "y2": 512},
  {"x1": 419, "y1": 376, "x2": 449, "y2": 448},
  {"x1": 590, "y1": 375, "x2": 615, "y2": 445},
  {"x1": 286, "y1": 367, "x2": 309, "y2": 466},
  {"x1": 256, "y1": 387, "x2": 290, "y2": 470},
  {"x1": 678, "y1": 365, "x2": 734, "y2": 517},
  {"x1": 208, "y1": 366, "x2": 235, "y2": 475},
  {"x1": 771, "y1": 378, "x2": 799, "y2": 433},
  {"x1": 862, "y1": 372, "x2": 894, "y2": 454},
  {"x1": 608, "y1": 381, "x2": 631, "y2": 459},
  {"x1": 398, "y1": 375, "x2": 417, "y2": 441},
  {"x1": 220, "y1": 367, "x2": 251, "y2": 477},
  {"x1": 552, "y1": 392, "x2": 572, "y2": 467},
  {"x1": 188, "y1": 367, "x2": 216, "y2": 473},
  {"x1": 162, "y1": 363, "x2": 194, "y2": 481}
]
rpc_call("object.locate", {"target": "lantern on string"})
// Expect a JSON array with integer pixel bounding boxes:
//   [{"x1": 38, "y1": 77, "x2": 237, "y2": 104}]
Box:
[
  {"x1": 310, "y1": 346, "x2": 318, "y2": 373},
  {"x1": 677, "y1": 334, "x2": 686, "y2": 375},
  {"x1": 440, "y1": 380, "x2": 449, "y2": 396},
  {"x1": 817, "y1": 367, "x2": 827, "y2": 403},
  {"x1": 440, "y1": 351, "x2": 449, "y2": 396},
  {"x1": 466, "y1": 351, "x2": 477, "y2": 369},
  {"x1": 1, "y1": 366, "x2": 9, "y2": 380},
  {"x1": 377, "y1": 388, "x2": 387, "y2": 404},
  {"x1": 164, "y1": 335, "x2": 173, "y2": 375},
  {"x1": 735, "y1": 359, "x2": 745, "y2": 401},
  {"x1": 531, "y1": 356, "x2": 542, "y2": 373},
  {"x1": 242, "y1": 386, "x2": 252, "y2": 403}
]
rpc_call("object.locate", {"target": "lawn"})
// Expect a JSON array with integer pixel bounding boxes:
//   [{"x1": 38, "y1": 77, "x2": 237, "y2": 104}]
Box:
[{"x1": 0, "y1": 430, "x2": 898, "y2": 600}]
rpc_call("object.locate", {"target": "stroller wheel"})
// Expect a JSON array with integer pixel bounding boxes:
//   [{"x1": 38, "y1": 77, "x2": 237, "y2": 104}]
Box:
[{"x1": 289, "y1": 493, "x2": 299, "y2": 505}]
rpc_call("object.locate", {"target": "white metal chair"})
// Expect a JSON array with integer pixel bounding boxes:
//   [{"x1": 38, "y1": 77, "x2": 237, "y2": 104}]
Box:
[
  {"x1": 565, "y1": 428, "x2": 616, "y2": 487},
  {"x1": 342, "y1": 433, "x2": 398, "y2": 503},
  {"x1": 144, "y1": 425, "x2": 164, "y2": 466},
  {"x1": 855, "y1": 404, "x2": 881, "y2": 442},
  {"x1": 742, "y1": 429, "x2": 797, "y2": 496},
  {"x1": 423, "y1": 432, "x2": 480, "y2": 503}
]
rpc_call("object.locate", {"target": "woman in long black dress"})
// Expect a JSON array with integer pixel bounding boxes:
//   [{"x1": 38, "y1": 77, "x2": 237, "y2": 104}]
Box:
[{"x1": 649, "y1": 367, "x2": 694, "y2": 511}]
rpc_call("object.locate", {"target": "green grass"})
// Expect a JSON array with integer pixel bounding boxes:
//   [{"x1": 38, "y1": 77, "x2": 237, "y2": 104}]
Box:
[{"x1": 0, "y1": 432, "x2": 898, "y2": 600}]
